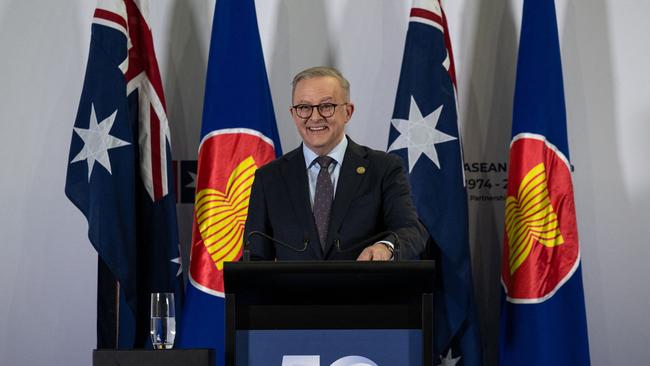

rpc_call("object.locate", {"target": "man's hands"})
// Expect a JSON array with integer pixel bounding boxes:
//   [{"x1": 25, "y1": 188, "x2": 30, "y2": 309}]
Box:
[{"x1": 356, "y1": 242, "x2": 393, "y2": 261}]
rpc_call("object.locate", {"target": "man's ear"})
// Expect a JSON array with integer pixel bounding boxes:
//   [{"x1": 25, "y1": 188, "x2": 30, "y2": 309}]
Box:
[{"x1": 346, "y1": 103, "x2": 355, "y2": 119}]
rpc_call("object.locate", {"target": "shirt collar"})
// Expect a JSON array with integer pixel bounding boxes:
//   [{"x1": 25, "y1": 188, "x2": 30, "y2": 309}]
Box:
[{"x1": 303, "y1": 135, "x2": 348, "y2": 168}]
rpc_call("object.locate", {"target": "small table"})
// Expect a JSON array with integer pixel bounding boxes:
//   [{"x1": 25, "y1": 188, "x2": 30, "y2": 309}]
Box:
[{"x1": 93, "y1": 349, "x2": 215, "y2": 366}]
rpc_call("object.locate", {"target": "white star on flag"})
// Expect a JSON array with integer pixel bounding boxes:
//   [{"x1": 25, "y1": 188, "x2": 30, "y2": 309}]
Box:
[
  {"x1": 171, "y1": 243, "x2": 183, "y2": 277},
  {"x1": 387, "y1": 96, "x2": 457, "y2": 172},
  {"x1": 438, "y1": 348, "x2": 461, "y2": 366},
  {"x1": 71, "y1": 104, "x2": 130, "y2": 180}
]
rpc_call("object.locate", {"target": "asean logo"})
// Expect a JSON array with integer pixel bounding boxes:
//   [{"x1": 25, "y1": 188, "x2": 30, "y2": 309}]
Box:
[
  {"x1": 501, "y1": 133, "x2": 580, "y2": 303},
  {"x1": 188, "y1": 129, "x2": 276, "y2": 296}
]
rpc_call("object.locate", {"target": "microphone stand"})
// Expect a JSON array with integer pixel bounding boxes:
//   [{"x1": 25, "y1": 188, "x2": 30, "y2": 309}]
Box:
[{"x1": 243, "y1": 231, "x2": 309, "y2": 261}]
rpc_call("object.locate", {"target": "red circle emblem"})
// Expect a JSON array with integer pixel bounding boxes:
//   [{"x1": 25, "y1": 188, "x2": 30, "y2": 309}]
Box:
[
  {"x1": 501, "y1": 136, "x2": 580, "y2": 302},
  {"x1": 188, "y1": 130, "x2": 276, "y2": 295}
]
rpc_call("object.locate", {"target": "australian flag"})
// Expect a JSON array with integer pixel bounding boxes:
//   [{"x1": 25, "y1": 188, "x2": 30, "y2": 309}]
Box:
[
  {"x1": 387, "y1": 1, "x2": 482, "y2": 364},
  {"x1": 499, "y1": 1, "x2": 590, "y2": 365},
  {"x1": 176, "y1": 0, "x2": 281, "y2": 364},
  {"x1": 65, "y1": 0, "x2": 182, "y2": 348}
]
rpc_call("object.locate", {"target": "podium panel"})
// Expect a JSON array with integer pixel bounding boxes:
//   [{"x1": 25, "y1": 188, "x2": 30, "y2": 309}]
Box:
[{"x1": 236, "y1": 329, "x2": 422, "y2": 365}]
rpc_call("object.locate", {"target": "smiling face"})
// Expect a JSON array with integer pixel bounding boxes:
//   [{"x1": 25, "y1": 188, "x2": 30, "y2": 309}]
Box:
[{"x1": 290, "y1": 76, "x2": 354, "y2": 156}]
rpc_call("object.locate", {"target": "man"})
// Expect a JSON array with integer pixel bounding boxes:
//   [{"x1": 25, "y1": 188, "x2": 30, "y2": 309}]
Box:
[{"x1": 245, "y1": 66, "x2": 427, "y2": 260}]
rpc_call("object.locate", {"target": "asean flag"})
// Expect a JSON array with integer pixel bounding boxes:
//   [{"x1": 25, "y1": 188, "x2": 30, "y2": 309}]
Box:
[
  {"x1": 499, "y1": 1, "x2": 590, "y2": 365},
  {"x1": 176, "y1": 0, "x2": 282, "y2": 364}
]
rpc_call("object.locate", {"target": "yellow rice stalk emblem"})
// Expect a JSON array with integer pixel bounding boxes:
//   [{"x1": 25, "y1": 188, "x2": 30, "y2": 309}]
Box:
[
  {"x1": 505, "y1": 162, "x2": 564, "y2": 274},
  {"x1": 195, "y1": 156, "x2": 257, "y2": 270}
]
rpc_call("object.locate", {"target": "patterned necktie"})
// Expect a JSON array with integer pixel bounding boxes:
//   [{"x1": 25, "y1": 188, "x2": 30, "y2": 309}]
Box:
[{"x1": 313, "y1": 156, "x2": 335, "y2": 250}]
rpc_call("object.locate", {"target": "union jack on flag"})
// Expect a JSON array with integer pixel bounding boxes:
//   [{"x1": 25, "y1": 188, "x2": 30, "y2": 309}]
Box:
[{"x1": 65, "y1": 0, "x2": 182, "y2": 348}]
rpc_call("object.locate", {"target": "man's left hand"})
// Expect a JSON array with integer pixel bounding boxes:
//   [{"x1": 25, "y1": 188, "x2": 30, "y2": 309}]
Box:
[{"x1": 357, "y1": 242, "x2": 393, "y2": 261}]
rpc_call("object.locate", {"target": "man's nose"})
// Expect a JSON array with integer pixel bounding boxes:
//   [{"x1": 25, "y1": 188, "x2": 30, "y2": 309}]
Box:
[{"x1": 309, "y1": 106, "x2": 323, "y2": 122}]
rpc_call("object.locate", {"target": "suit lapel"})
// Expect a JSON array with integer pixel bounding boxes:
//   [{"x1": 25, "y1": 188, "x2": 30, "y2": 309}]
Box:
[
  {"x1": 279, "y1": 145, "x2": 323, "y2": 258},
  {"x1": 324, "y1": 139, "x2": 368, "y2": 255}
]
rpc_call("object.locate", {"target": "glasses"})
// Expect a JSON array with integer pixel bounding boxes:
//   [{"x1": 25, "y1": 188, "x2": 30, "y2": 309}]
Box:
[{"x1": 291, "y1": 102, "x2": 348, "y2": 119}]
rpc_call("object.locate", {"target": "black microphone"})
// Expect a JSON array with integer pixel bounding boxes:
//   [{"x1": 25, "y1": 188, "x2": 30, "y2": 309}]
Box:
[
  {"x1": 334, "y1": 231, "x2": 400, "y2": 261},
  {"x1": 243, "y1": 231, "x2": 309, "y2": 261}
]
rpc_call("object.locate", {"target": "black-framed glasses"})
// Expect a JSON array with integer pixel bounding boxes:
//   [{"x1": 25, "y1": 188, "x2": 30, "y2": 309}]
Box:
[{"x1": 291, "y1": 102, "x2": 348, "y2": 119}]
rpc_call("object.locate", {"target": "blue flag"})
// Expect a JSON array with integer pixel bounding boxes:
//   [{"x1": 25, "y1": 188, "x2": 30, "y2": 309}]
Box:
[
  {"x1": 387, "y1": 1, "x2": 482, "y2": 364},
  {"x1": 499, "y1": 1, "x2": 590, "y2": 365},
  {"x1": 65, "y1": 0, "x2": 182, "y2": 348},
  {"x1": 176, "y1": 0, "x2": 281, "y2": 364}
]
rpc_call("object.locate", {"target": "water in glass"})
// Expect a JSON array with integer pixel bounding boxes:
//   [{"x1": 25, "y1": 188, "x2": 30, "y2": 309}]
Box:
[
  {"x1": 150, "y1": 316, "x2": 176, "y2": 349},
  {"x1": 150, "y1": 292, "x2": 175, "y2": 349}
]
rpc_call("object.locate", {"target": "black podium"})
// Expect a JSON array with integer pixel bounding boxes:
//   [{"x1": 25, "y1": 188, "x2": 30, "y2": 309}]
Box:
[{"x1": 223, "y1": 260, "x2": 435, "y2": 365}]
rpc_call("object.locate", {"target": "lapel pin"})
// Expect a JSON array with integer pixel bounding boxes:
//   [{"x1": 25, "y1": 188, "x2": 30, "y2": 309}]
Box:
[{"x1": 356, "y1": 166, "x2": 366, "y2": 175}]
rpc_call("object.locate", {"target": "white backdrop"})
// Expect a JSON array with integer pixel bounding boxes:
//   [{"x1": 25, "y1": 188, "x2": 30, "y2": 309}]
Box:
[{"x1": 1, "y1": 0, "x2": 649, "y2": 365}]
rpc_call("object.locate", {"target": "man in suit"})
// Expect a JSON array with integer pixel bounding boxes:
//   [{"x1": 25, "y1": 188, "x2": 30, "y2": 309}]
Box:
[{"x1": 245, "y1": 66, "x2": 427, "y2": 261}]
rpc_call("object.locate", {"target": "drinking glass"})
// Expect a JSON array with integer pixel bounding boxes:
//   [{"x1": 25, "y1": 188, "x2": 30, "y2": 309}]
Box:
[{"x1": 150, "y1": 292, "x2": 176, "y2": 349}]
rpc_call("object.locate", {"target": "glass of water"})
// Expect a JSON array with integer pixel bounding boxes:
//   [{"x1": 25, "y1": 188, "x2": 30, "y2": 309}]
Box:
[{"x1": 150, "y1": 292, "x2": 176, "y2": 349}]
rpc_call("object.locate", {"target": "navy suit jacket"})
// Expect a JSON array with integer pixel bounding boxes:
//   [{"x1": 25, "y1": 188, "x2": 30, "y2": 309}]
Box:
[{"x1": 244, "y1": 138, "x2": 428, "y2": 260}]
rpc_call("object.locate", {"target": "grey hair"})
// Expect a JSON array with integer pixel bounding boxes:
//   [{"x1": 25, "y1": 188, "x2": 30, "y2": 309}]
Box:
[{"x1": 291, "y1": 66, "x2": 351, "y2": 101}]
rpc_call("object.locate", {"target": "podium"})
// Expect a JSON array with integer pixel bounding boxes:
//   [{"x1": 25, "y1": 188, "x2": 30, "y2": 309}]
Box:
[{"x1": 224, "y1": 261, "x2": 435, "y2": 365}]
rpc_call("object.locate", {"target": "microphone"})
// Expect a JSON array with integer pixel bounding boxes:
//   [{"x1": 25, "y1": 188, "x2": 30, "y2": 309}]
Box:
[
  {"x1": 243, "y1": 231, "x2": 310, "y2": 261},
  {"x1": 334, "y1": 231, "x2": 401, "y2": 261}
]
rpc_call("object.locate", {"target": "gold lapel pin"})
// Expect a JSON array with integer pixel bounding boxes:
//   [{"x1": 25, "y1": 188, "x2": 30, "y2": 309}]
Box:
[{"x1": 356, "y1": 166, "x2": 366, "y2": 175}]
